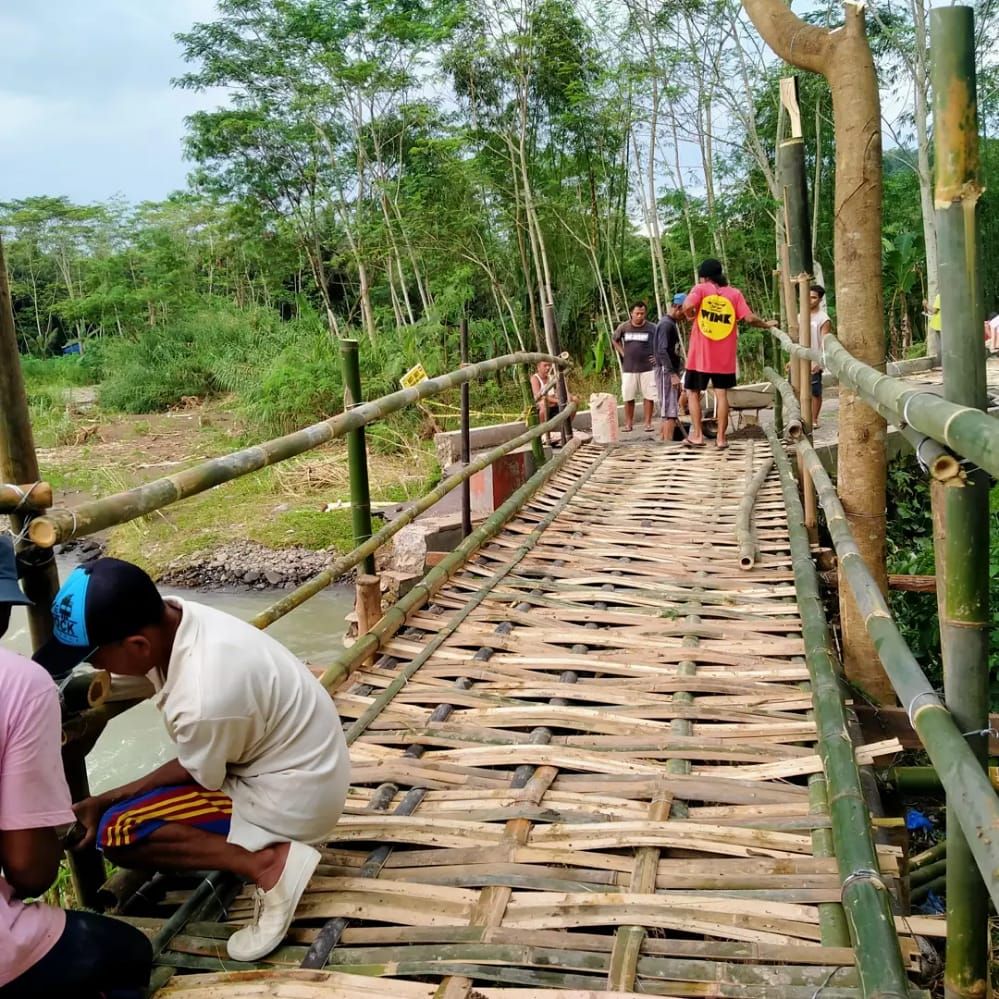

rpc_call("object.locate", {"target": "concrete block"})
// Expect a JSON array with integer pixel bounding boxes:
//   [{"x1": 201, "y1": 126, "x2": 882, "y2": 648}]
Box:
[{"x1": 590, "y1": 392, "x2": 620, "y2": 443}]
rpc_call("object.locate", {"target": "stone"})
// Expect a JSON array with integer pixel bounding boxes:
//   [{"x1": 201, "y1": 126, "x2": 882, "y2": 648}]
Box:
[
  {"x1": 389, "y1": 524, "x2": 429, "y2": 575},
  {"x1": 265, "y1": 570, "x2": 284, "y2": 586},
  {"x1": 243, "y1": 569, "x2": 262, "y2": 584},
  {"x1": 590, "y1": 392, "x2": 620, "y2": 444}
]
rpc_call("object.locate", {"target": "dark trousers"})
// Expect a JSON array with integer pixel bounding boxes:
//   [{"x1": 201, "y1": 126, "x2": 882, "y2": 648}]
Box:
[{"x1": 0, "y1": 909, "x2": 152, "y2": 998}]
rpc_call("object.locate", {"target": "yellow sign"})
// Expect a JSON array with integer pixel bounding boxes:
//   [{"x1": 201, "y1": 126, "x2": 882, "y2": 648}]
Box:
[
  {"x1": 400, "y1": 363, "x2": 429, "y2": 389},
  {"x1": 698, "y1": 294, "x2": 737, "y2": 341}
]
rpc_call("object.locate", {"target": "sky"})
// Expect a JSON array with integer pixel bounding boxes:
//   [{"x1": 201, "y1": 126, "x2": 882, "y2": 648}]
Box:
[{"x1": 0, "y1": 0, "x2": 223, "y2": 205}]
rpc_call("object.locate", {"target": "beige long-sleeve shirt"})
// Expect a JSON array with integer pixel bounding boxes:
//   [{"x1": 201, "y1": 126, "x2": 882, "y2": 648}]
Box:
[{"x1": 150, "y1": 598, "x2": 350, "y2": 851}]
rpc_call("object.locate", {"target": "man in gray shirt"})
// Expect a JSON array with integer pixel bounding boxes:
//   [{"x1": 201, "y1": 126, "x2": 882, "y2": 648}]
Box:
[{"x1": 612, "y1": 301, "x2": 657, "y2": 432}]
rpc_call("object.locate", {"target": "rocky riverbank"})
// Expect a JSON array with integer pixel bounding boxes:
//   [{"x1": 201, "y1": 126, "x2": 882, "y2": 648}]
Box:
[{"x1": 60, "y1": 537, "x2": 336, "y2": 591}]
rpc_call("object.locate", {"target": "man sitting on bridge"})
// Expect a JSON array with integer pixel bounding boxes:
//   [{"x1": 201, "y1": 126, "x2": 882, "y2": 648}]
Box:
[
  {"x1": 682, "y1": 259, "x2": 778, "y2": 450},
  {"x1": 34, "y1": 558, "x2": 351, "y2": 963},
  {"x1": 0, "y1": 538, "x2": 152, "y2": 997}
]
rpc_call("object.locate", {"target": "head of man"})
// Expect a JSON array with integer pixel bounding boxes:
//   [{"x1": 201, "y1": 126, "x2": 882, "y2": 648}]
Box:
[
  {"x1": 629, "y1": 301, "x2": 648, "y2": 326},
  {"x1": 536, "y1": 360, "x2": 552, "y2": 380},
  {"x1": 0, "y1": 536, "x2": 32, "y2": 638},
  {"x1": 697, "y1": 258, "x2": 725, "y2": 286},
  {"x1": 34, "y1": 558, "x2": 173, "y2": 679},
  {"x1": 810, "y1": 285, "x2": 825, "y2": 311},
  {"x1": 670, "y1": 293, "x2": 686, "y2": 319}
]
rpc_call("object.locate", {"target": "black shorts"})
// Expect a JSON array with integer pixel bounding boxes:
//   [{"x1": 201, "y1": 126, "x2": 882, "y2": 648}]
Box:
[
  {"x1": 684, "y1": 370, "x2": 736, "y2": 391},
  {"x1": 811, "y1": 371, "x2": 823, "y2": 397}
]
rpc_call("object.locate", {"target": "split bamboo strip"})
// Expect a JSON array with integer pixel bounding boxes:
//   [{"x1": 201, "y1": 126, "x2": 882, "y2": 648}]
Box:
[
  {"x1": 764, "y1": 425, "x2": 910, "y2": 999},
  {"x1": 251, "y1": 404, "x2": 577, "y2": 629},
  {"x1": 762, "y1": 367, "x2": 803, "y2": 440},
  {"x1": 795, "y1": 437, "x2": 999, "y2": 908},
  {"x1": 28, "y1": 351, "x2": 569, "y2": 548},
  {"x1": 318, "y1": 438, "x2": 585, "y2": 691}
]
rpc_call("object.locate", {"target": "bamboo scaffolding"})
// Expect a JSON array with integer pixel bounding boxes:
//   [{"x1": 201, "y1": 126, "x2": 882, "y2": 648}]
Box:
[
  {"x1": 764, "y1": 424, "x2": 910, "y2": 999},
  {"x1": 28, "y1": 351, "x2": 569, "y2": 548},
  {"x1": 794, "y1": 437, "x2": 999, "y2": 909},
  {"x1": 931, "y1": 9, "x2": 990, "y2": 993},
  {"x1": 762, "y1": 367, "x2": 803, "y2": 440},
  {"x1": 250, "y1": 405, "x2": 576, "y2": 631}
]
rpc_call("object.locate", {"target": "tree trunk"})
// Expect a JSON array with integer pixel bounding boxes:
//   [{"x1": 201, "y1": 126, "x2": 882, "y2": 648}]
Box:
[{"x1": 742, "y1": 0, "x2": 893, "y2": 704}]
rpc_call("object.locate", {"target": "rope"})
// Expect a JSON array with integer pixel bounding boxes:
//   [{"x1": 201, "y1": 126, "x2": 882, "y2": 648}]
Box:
[
  {"x1": 907, "y1": 689, "x2": 944, "y2": 727},
  {"x1": 2, "y1": 481, "x2": 43, "y2": 512},
  {"x1": 840, "y1": 868, "x2": 887, "y2": 897}
]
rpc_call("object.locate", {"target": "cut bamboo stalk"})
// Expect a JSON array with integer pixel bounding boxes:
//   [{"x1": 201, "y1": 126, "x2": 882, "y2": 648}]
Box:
[
  {"x1": 736, "y1": 445, "x2": 774, "y2": 570},
  {"x1": 764, "y1": 425, "x2": 911, "y2": 998},
  {"x1": 0, "y1": 480, "x2": 52, "y2": 512},
  {"x1": 29, "y1": 351, "x2": 570, "y2": 548},
  {"x1": 762, "y1": 367, "x2": 803, "y2": 440},
  {"x1": 354, "y1": 575, "x2": 382, "y2": 668}
]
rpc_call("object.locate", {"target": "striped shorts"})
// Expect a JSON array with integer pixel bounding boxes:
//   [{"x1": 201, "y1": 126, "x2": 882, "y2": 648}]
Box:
[{"x1": 98, "y1": 783, "x2": 232, "y2": 850}]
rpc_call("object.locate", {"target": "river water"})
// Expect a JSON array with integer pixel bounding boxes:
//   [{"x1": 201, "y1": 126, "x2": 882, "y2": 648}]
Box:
[{"x1": 5, "y1": 570, "x2": 354, "y2": 793}]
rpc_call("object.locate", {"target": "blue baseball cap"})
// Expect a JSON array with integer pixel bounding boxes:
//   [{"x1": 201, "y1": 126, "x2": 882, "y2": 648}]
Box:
[
  {"x1": 672, "y1": 294, "x2": 687, "y2": 306},
  {"x1": 0, "y1": 536, "x2": 31, "y2": 606},
  {"x1": 33, "y1": 558, "x2": 165, "y2": 676}
]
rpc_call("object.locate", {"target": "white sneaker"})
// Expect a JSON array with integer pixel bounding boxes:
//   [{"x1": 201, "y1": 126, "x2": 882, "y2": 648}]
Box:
[{"x1": 226, "y1": 841, "x2": 321, "y2": 962}]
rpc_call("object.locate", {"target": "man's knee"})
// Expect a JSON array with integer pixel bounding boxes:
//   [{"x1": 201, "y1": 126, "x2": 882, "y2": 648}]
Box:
[{"x1": 102, "y1": 844, "x2": 138, "y2": 868}]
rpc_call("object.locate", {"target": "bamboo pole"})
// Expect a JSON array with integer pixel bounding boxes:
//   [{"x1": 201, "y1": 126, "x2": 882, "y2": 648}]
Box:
[
  {"x1": 318, "y1": 436, "x2": 584, "y2": 692},
  {"x1": 795, "y1": 436, "x2": 999, "y2": 908},
  {"x1": 735, "y1": 444, "x2": 775, "y2": 570},
  {"x1": 0, "y1": 234, "x2": 106, "y2": 906},
  {"x1": 249, "y1": 404, "x2": 576, "y2": 631},
  {"x1": 459, "y1": 316, "x2": 472, "y2": 539},
  {"x1": 796, "y1": 276, "x2": 817, "y2": 543},
  {"x1": 341, "y1": 339, "x2": 375, "y2": 575},
  {"x1": 543, "y1": 302, "x2": 572, "y2": 444},
  {"x1": 28, "y1": 351, "x2": 567, "y2": 548},
  {"x1": 762, "y1": 367, "x2": 803, "y2": 440},
  {"x1": 931, "y1": 10, "x2": 990, "y2": 994},
  {"x1": 0, "y1": 480, "x2": 52, "y2": 512},
  {"x1": 763, "y1": 425, "x2": 910, "y2": 999}
]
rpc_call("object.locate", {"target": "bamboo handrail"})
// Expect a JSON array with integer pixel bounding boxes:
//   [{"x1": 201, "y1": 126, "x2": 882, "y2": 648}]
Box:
[
  {"x1": 763, "y1": 425, "x2": 911, "y2": 998},
  {"x1": 771, "y1": 330, "x2": 999, "y2": 478},
  {"x1": 762, "y1": 367, "x2": 803, "y2": 440},
  {"x1": 28, "y1": 351, "x2": 569, "y2": 548},
  {"x1": 250, "y1": 404, "x2": 577, "y2": 630},
  {"x1": 794, "y1": 434, "x2": 999, "y2": 908}
]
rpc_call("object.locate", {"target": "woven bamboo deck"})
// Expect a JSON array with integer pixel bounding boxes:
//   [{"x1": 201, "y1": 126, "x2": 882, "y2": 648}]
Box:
[{"x1": 142, "y1": 440, "x2": 934, "y2": 997}]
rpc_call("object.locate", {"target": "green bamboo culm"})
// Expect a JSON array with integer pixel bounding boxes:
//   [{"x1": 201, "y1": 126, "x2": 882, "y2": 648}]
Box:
[
  {"x1": 762, "y1": 367, "x2": 803, "y2": 440},
  {"x1": 795, "y1": 437, "x2": 999, "y2": 911},
  {"x1": 340, "y1": 339, "x2": 375, "y2": 575},
  {"x1": 28, "y1": 351, "x2": 568, "y2": 548},
  {"x1": 763, "y1": 426, "x2": 910, "y2": 998},
  {"x1": 931, "y1": 8, "x2": 990, "y2": 997}
]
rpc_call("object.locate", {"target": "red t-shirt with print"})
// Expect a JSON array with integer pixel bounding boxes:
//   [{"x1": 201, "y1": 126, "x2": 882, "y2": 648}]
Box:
[{"x1": 683, "y1": 282, "x2": 751, "y2": 375}]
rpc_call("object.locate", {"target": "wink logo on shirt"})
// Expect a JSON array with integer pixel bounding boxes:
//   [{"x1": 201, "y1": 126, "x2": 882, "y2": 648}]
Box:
[{"x1": 698, "y1": 295, "x2": 737, "y2": 341}]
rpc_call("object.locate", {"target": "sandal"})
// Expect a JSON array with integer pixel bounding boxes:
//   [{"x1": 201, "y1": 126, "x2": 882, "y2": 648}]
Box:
[{"x1": 682, "y1": 438, "x2": 706, "y2": 448}]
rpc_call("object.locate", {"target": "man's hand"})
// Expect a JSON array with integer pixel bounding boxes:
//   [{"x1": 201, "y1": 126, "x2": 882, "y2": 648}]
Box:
[
  {"x1": 71, "y1": 796, "x2": 107, "y2": 852},
  {"x1": 765, "y1": 319, "x2": 779, "y2": 328}
]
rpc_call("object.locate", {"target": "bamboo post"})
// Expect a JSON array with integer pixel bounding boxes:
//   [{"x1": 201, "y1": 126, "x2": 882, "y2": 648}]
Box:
[
  {"x1": 459, "y1": 316, "x2": 472, "y2": 539},
  {"x1": 29, "y1": 351, "x2": 566, "y2": 548},
  {"x1": 797, "y1": 275, "x2": 817, "y2": 542},
  {"x1": 543, "y1": 302, "x2": 572, "y2": 443},
  {"x1": 778, "y1": 245, "x2": 799, "y2": 391},
  {"x1": 931, "y1": 10, "x2": 990, "y2": 994},
  {"x1": 0, "y1": 234, "x2": 103, "y2": 907},
  {"x1": 340, "y1": 339, "x2": 375, "y2": 575},
  {"x1": 762, "y1": 367, "x2": 803, "y2": 440},
  {"x1": 354, "y1": 574, "x2": 381, "y2": 669}
]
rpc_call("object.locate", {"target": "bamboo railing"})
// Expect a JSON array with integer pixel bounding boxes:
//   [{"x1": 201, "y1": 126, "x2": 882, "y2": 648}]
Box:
[{"x1": 27, "y1": 351, "x2": 569, "y2": 548}]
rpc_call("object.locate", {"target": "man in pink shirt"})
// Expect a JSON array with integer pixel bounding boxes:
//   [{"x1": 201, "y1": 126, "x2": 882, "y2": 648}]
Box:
[
  {"x1": 682, "y1": 259, "x2": 777, "y2": 449},
  {"x1": 0, "y1": 537, "x2": 151, "y2": 997}
]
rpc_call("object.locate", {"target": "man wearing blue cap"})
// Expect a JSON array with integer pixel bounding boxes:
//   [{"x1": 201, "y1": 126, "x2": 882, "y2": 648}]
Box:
[
  {"x1": 0, "y1": 538, "x2": 152, "y2": 996},
  {"x1": 654, "y1": 296, "x2": 687, "y2": 442},
  {"x1": 33, "y1": 557, "x2": 351, "y2": 964}
]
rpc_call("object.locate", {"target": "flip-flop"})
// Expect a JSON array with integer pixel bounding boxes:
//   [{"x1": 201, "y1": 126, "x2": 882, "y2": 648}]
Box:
[
  {"x1": 716, "y1": 442, "x2": 729, "y2": 450},
  {"x1": 682, "y1": 438, "x2": 706, "y2": 448},
  {"x1": 644, "y1": 426, "x2": 654, "y2": 433}
]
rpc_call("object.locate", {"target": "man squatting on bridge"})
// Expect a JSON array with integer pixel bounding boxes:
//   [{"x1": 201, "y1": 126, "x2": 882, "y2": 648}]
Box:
[
  {"x1": 612, "y1": 301, "x2": 658, "y2": 433},
  {"x1": 32, "y1": 557, "x2": 352, "y2": 964},
  {"x1": 0, "y1": 538, "x2": 153, "y2": 997},
  {"x1": 682, "y1": 258, "x2": 778, "y2": 450}
]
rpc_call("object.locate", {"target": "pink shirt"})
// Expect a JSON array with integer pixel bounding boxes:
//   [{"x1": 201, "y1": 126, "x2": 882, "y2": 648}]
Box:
[
  {"x1": 0, "y1": 650, "x2": 75, "y2": 987},
  {"x1": 684, "y1": 282, "x2": 751, "y2": 375}
]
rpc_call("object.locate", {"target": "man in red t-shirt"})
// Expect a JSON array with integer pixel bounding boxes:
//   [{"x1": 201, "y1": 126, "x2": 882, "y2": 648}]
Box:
[{"x1": 682, "y1": 259, "x2": 777, "y2": 449}]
